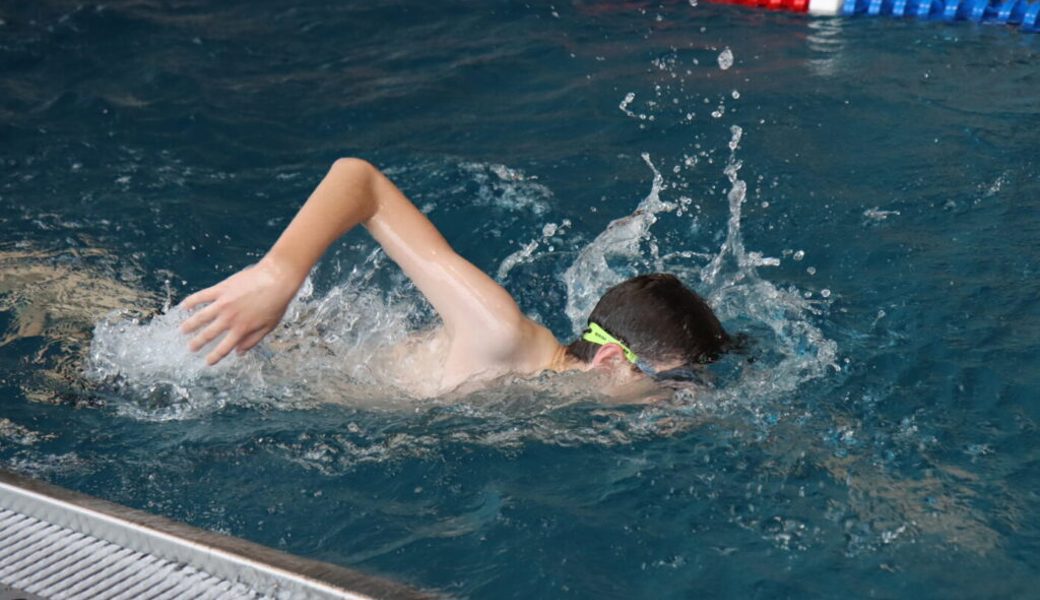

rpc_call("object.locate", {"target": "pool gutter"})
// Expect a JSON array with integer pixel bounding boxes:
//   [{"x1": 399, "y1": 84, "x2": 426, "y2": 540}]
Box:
[{"x1": 0, "y1": 469, "x2": 433, "y2": 600}]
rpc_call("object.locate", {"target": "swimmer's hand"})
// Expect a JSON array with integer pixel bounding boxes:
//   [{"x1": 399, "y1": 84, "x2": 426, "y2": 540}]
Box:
[{"x1": 179, "y1": 258, "x2": 301, "y2": 365}]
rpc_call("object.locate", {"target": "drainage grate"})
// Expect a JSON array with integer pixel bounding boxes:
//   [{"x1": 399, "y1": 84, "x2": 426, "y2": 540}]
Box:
[
  {"x1": 0, "y1": 470, "x2": 433, "y2": 600},
  {"x1": 0, "y1": 507, "x2": 270, "y2": 600}
]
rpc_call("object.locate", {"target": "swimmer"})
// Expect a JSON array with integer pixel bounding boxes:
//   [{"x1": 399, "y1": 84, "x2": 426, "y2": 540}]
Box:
[{"x1": 179, "y1": 158, "x2": 730, "y2": 395}]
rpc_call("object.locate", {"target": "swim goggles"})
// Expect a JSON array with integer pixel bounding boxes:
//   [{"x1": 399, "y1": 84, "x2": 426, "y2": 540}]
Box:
[
  {"x1": 582, "y1": 321, "x2": 704, "y2": 383},
  {"x1": 582, "y1": 322, "x2": 639, "y2": 364}
]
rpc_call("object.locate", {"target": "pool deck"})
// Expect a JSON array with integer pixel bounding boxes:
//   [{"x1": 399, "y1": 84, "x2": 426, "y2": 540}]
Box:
[{"x1": 0, "y1": 469, "x2": 433, "y2": 600}]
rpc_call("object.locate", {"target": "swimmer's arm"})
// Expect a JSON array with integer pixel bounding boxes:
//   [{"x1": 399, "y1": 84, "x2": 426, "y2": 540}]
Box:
[{"x1": 181, "y1": 158, "x2": 530, "y2": 365}]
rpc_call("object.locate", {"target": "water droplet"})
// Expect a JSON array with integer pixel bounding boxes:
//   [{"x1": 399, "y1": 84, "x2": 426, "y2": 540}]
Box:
[
  {"x1": 717, "y1": 47, "x2": 733, "y2": 70},
  {"x1": 619, "y1": 92, "x2": 637, "y2": 117}
]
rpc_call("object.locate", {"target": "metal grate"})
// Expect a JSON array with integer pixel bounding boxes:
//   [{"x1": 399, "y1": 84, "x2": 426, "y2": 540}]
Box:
[
  {"x1": 0, "y1": 470, "x2": 433, "y2": 600},
  {"x1": 2, "y1": 582, "x2": 45, "y2": 600},
  {"x1": 0, "y1": 508, "x2": 268, "y2": 600}
]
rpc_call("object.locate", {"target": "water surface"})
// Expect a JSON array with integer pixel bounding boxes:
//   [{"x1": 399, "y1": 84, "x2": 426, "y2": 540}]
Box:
[{"x1": 1, "y1": 2, "x2": 1038, "y2": 598}]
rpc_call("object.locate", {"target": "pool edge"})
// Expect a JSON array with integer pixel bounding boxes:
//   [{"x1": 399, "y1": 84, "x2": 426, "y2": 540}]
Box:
[{"x1": 0, "y1": 469, "x2": 436, "y2": 600}]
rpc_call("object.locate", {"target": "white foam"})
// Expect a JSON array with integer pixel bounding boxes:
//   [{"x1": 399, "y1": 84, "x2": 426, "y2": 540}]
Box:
[{"x1": 87, "y1": 261, "x2": 428, "y2": 420}]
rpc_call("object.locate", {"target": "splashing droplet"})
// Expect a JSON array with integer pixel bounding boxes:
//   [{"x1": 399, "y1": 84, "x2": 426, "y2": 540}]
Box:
[
  {"x1": 717, "y1": 48, "x2": 734, "y2": 71},
  {"x1": 619, "y1": 92, "x2": 637, "y2": 117}
]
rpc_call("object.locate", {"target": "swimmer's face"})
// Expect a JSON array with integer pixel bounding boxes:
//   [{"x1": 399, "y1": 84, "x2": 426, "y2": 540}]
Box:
[
  {"x1": 585, "y1": 348, "x2": 689, "y2": 401},
  {"x1": 587, "y1": 359, "x2": 685, "y2": 404}
]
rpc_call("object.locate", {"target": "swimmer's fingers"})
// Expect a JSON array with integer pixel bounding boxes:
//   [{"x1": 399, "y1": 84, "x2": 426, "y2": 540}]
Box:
[
  {"x1": 205, "y1": 328, "x2": 244, "y2": 366},
  {"x1": 180, "y1": 301, "x2": 221, "y2": 336},
  {"x1": 188, "y1": 316, "x2": 229, "y2": 354},
  {"x1": 236, "y1": 328, "x2": 269, "y2": 355},
  {"x1": 180, "y1": 286, "x2": 220, "y2": 312}
]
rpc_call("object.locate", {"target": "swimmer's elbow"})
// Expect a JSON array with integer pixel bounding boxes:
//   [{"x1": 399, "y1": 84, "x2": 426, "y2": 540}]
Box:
[
  {"x1": 329, "y1": 157, "x2": 383, "y2": 221},
  {"x1": 331, "y1": 156, "x2": 377, "y2": 180}
]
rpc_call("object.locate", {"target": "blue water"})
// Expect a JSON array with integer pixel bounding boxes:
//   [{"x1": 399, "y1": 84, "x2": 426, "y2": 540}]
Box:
[{"x1": 2, "y1": 1, "x2": 1039, "y2": 598}]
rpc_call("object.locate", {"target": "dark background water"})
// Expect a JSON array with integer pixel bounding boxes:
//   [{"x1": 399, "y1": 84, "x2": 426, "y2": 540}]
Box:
[{"x1": 1, "y1": 1, "x2": 1039, "y2": 598}]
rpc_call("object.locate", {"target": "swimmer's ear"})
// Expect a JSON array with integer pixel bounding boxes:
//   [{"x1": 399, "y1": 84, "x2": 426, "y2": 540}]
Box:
[{"x1": 590, "y1": 343, "x2": 627, "y2": 369}]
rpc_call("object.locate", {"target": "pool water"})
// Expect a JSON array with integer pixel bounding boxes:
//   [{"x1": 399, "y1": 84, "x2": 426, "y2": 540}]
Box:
[{"x1": 2, "y1": 1, "x2": 1039, "y2": 598}]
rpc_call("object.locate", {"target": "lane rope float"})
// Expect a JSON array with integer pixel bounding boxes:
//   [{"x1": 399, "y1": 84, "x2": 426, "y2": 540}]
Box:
[{"x1": 707, "y1": 0, "x2": 1040, "y2": 30}]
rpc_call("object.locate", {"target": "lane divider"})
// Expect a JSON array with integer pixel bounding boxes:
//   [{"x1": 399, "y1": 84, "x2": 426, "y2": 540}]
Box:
[{"x1": 707, "y1": 0, "x2": 1040, "y2": 29}]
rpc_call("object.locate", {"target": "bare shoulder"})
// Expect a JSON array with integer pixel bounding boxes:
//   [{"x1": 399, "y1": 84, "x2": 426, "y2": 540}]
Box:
[
  {"x1": 373, "y1": 316, "x2": 558, "y2": 397},
  {"x1": 439, "y1": 311, "x2": 560, "y2": 390}
]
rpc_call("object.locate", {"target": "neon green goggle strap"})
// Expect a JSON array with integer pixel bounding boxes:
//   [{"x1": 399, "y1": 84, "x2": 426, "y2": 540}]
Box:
[{"x1": 582, "y1": 321, "x2": 638, "y2": 364}]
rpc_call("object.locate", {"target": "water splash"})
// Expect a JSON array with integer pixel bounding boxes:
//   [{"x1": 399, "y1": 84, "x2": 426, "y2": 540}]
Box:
[
  {"x1": 562, "y1": 153, "x2": 676, "y2": 332},
  {"x1": 701, "y1": 125, "x2": 781, "y2": 286},
  {"x1": 496, "y1": 220, "x2": 571, "y2": 281},
  {"x1": 686, "y1": 125, "x2": 837, "y2": 408},
  {"x1": 87, "y1": 258, "x2": 431, "y2": 420},
  {"x1": 554, "y1": 125, "x2": 834, "y2": 411}
]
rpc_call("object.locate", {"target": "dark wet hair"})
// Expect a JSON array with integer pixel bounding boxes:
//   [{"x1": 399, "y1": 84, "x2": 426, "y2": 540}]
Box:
[{"x1": 566, "y1": 273, "x2": 730, "y2": 366}]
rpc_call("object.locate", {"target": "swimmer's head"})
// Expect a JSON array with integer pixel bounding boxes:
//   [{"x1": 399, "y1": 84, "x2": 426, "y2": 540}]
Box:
[{"x1": 566, "y1": 274, "x2": 730, "y2": 375}]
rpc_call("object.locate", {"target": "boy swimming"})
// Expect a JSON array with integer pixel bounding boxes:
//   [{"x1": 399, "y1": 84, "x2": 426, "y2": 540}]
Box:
[{"x1": 180, "y1": 158, "x2": 730, "y2": 395}]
